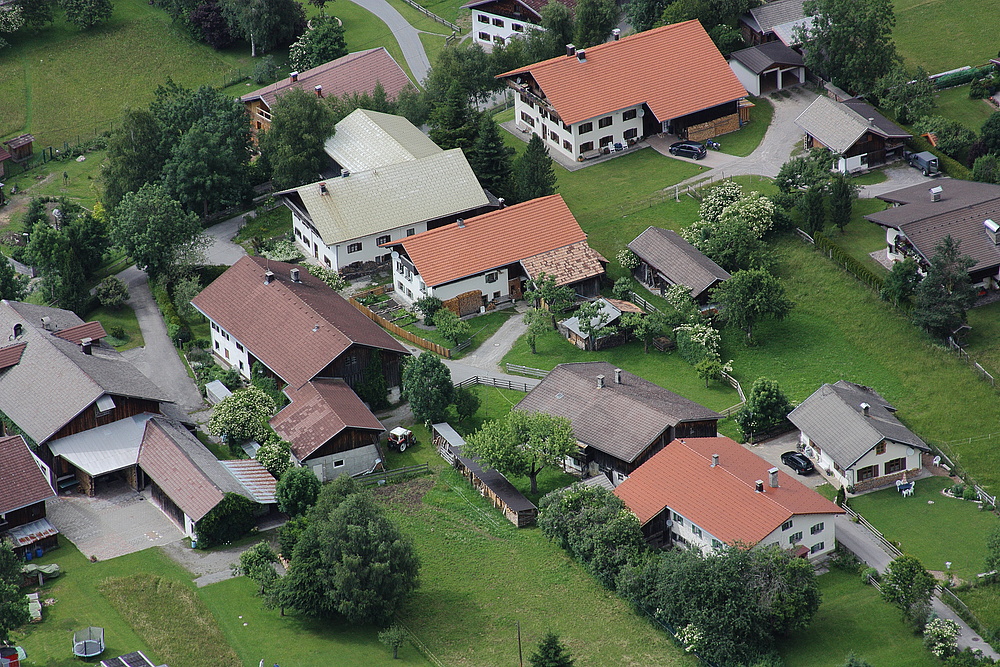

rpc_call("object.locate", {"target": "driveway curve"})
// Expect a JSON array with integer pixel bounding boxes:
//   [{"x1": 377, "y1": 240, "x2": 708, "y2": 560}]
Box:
[{"x1": 348, "y1": 0, "x2": 432, "y2": 82}]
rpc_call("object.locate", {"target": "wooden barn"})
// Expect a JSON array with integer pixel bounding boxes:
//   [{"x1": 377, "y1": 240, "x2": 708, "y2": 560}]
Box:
[
  {"x1": 0, "y1": 434, "x2": 59, "y2": 558},
  {"x1": 433, "y1": 423, "x2": 538, "y2": 527}
]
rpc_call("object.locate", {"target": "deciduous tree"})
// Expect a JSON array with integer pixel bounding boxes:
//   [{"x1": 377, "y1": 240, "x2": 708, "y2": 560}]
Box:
[
  {"x1": 513, "y1": 135, "x2": 557, "y2": 203},
  {"x1": 622, "y1": 310, "x2": 671, "y2": 353},
  {"x1": 208, "y1": 385, "x2": 278, "y2": 445},
  {"x1": 101, "y1": 108, "x2": 167, "y2": 211},
  {"x1": 573, "y1": 300, "x2": 612, "y2": 351},
  {"x1": 525, "y1": 272, "x2": 576, "y2": 328},
  {"x1": 432, "y1": 308, "x2": 471, "y2": 346},
  {"x1": 464, "y1": 410, "x2": 575, "y2": 494},
  {"x1": 256, "y1": 438, "x2": 292, "y2": 477},
  {"x1": 288, "y1": 15, "x2": 347, "y2": 71},
  {"x1": 880, "y1": 257, "x2": 921, "y2": 307},
  {"x1": 59, "y1": 0, "x2": 113, "y2": 30},
  {"x1": 573, "y1": 0, "x2": 618, "y2": 49},
  {"x1": 734, "y1": 377, "x2": 793, "y2": 441},
  {"x1": 401, "y1": 353, "x2": 454, "y2": 424},
  {"x1": 379, "y1": 625, "x2": 408, "y2": 659},
  {"x1": 915, "y1": 116, "x2": 977, "y2": 158},
  {"x1": 189, "y1": 0, "x2": 235, "y2": 49},
  {"x1": 523, "y1": 307, "x2": 550, "y2": 354},
  {"x1": 235, "y1": 541, "x2": 279, "y2": 594},
  {"x1": 220, "y1": 0, "x2": 306, "y2": 56},
  {"x1": 712, "y1": 267, "x2": 793, "y2": 344},
  {"x1": 0, "y1": 539, "x2": 29, "y2": 644},
  {"x1": 0, "y1": 254, "x2": 27, "y2": 301},
  {"x1": 276, "y1": 466, "x2": 322, "y2": 517},
  {"x1": 981, "y1": 112, "x2": 1000, "y2": 155},
  {"x1": 881, "y1": 554, "x2": 935, "y2": 621},
  {"x1": 626, "y1": 0, "x2": 668, "y2": 33},
  {"x1": 913, "y1": 236, "x2": 976, "y2": 340},
  {"x1": 874, "y1": 65, "x2": 934, "y2": 124},
  {"x1": 259, "y1": 87, "x2": 336, "y2": 188}
]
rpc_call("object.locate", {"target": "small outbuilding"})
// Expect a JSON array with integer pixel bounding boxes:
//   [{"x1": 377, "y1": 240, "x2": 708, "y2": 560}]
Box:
[
  {"x1": 559, "y1": 298, "x2": 642, "y2": 350},
  {"x1": 627, "y1": 226, "x2": 730, "y2": 303},
  {"x1": 728, "y1": 41, "x2": 805, "y2": 96},
  {"x1": 794, "y1": 96, "x2": 911, "y2": 173},
  {"x1": 3, "y1": 134, "x2": 34, "y2": 163}
]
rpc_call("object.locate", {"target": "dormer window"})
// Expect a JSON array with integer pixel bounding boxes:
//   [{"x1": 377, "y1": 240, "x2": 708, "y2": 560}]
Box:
[
  {"x1": 11, "y1": 323, "x2": 23, "y2": 340},
  {"x1": 95, "y1": 394, "x2": 116, "y2": 417}
]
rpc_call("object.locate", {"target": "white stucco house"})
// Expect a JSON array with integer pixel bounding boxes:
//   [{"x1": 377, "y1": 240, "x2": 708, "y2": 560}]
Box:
[
  {"x1": 789, "y1": 381, "x2": 931, "y2": 493},
  {"x1": 275, "y1": 109, "x2": 496, "y2": 272},
  {"x1": 615, "y1": 436, "x2": 843, "y2": 559},
  {"x1": 464, "y1": 0, "x2": 576, "y2": 47}
]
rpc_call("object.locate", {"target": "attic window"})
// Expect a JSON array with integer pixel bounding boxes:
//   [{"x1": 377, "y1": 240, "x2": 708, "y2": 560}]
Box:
[
  {"x1": 95, "y1": 394, "x2": 116, "y2": 416},
  {"x1": 11, "y1": 323, "x2": 23, "y2": 340}
]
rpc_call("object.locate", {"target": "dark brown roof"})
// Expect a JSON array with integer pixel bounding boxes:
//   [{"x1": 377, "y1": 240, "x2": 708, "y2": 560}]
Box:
[
  {"x1": 0, "y1": 147, "x2": 11, "y2": 162},
  {"x1": 0, "y1": 434, "x2": 55, "y2": 515},
  {"x1": 842, "y1": 101, "x2": 912, "y2": 139},
  {"x1": 241, "y1": 48, "x2": 412, "y2": 110},
  {"x1": 515, "y1": 362, "x2": 720, "y2": 464},
  {"x1": 866, "y1": 180, "x2": 1000, "y2": 274},
  {"x1": 4, "y1": 134, "x2": 33, "y2": 150},
  {"x1": 455, "y1": 454, "x2": 537, "y2": 512},
  {"x1": 191, "y1": 256, "x2": 407, "y2": 389},
  {"x1": 0, "y1": 342, "x2": 26, "y2": 370},
  {"x1": 137, "y1": 418, "x2": 250, "y2": 522},
  {"x1": 729, "y1": 41, "x2": 804, "y2": 75},
  {"x1": 628, "y1": 226, "x2": 730, "y2": 298},
  {"x1": 615, "y1": 436, "x2": 842, "y2": 544},
  {"x1": 52, "y1": 321, "x2": 107, "y2": 344},
  {"x1": 462, "y1": 0, "x2": 576, "y2": 17},
  {"x1": 270, "y1": 379, "x2": 385, "y2": 461}
]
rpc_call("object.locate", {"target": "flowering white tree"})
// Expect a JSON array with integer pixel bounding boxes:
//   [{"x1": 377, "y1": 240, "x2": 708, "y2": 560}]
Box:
[
  {"x1": 698, "y1": 180, "x2": 744, "y2": 224},
  {"x1": 208, "y1": 385, "x2": 277, "y2": 445},
  {"x1": 923, "y1": 618, "x2": 960, "y2": 658},
  {"x1": 718, "y1": 192, "x2": 776, "y2": 238}
]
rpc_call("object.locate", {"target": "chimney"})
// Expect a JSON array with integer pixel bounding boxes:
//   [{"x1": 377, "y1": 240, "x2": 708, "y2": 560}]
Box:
[
  {"x1": 860, "y1": 402, "x2": 870, "y2": 416},
  {"x1": 566, "y1": 43, "x2": 576, "y2": 57},
  {"x1": 315, "y1": 85, "x2": 323, "y2": 98},
  {"x1": 769, "y1": 467, "x2": 779, "y2": 488},
  {"x1": 711, "y1": 454, "x2": 719, "y2": 468},
  {"x1": 614, "y1": 368, "x2": 622, "y2": 384},
  {"x1": 80, "y1": 337, "x2": 92, "y2": 355},
  {"x1": 319, "y1": 182, "x2": 328, "y2": 195},
  {"x1": 986, "y1": 219, "x2": 1000, "y2": 245},
  {"x1": 290, "y1": 71, "x2": 299, "y2": 82},
  {"x1": 457, "y1": 218, "x2": 465, "y2": 228},
  {"x1": 597, "y1": 374, "x2": 605, "y2": 389},
  {"x1": 498, "y1": 197, "x2": 506, "y2": 209},
  {"x1": 290, "y1": 267, "x2": 300, "y2": 282},
  {"x1": 264, "y1": 270, "x2": 275, "y2": 285},
  {"x1": 755, "y1": 480, "x2": 764, "y2": 493},
  {"x1": 40, "y1": 316, "x2": 51, "y2": 330},
  {"x1": 612, "y1": 28, "x2": 621, "y2": 40},
  {"x1": 341, "y1": 170, "x2": 350, "y2": 178},
  {"x1": 930, "y1": 186, "x2": 943, "y2": 202},
  {"x1": 868, "y1": 117, "x2": 875, "y2": 127},
  {"x1": 576, "y1": 49, "x2": 586, "y2": 62}
]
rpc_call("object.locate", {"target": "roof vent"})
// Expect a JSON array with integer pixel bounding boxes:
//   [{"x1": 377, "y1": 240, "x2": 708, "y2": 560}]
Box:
[
  {"x1": 597, "y1": 374, "x2": 605, "y2": 389},
  {"x1": 290, "y1": 71, "x2": 299, "y2": 82},
  {"x1": 768, "y1": 467, "x2": 779, "y2": 488},
  {"x1": 290, "y1": 267, "x2": 301, "y2": 282},
  {"x1": 930, "y1": 185, "x2": 943, "y2": 202},
  {"x1": 341, "y1": 170, "x2": 350, "y2": 178},
  {"x1": 456, "y1": 218, "x2": 465, "y2": 228},
  {"x1": 614, "y1": 368, "x2": 622, "y2": 384},
  {"x1": 576, "y1": 49, "x2": 586, "y2": 62},
  {"x1": 264, "y1": 270, "x2": 275, "y2": 285},
  {"x1": 612, "y1": 28, "x2": 621, "y2": 40},
  {"x1": 319, "y1": 182, "x2": 328, "y2": 195},
  {"x1": 80, "y1": 337, "x2": 93, "y2": 355},
  {"x1": 566, "y1": 43, "x2": 576, "y2": 57},
  {"x1": 755, "y1": 480, "x2": 764, "y2": 493},
  {"x1": 860, "y1": 402, "x2": 870, "y2": 417},
  {"x1": 986, "y1": 219, "x2": 999, "y2": 245},
  {"x1": 711, "y1": 454, "x2": 719, "y2": 467},
  {"x1": 498, "y1": 197, "x2": 506, "y2": 209},
  {"x1": 40, "y1": 316, "x2": 51, "y2": 330},
  {"x1": 315, "y1": 84, "x2": 323, "y2": 98},
  {"x1": 867, "y1": 117, "x2": 875, "y2": 127}
]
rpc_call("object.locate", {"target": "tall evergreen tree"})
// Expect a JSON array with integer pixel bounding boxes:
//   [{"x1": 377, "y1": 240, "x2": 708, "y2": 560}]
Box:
[
  {"x1": 0, "y1": 255, "x2": 27, "y2": 301},
  {"x1": 799, "y1": 186, "x2": 826, "y2": 235},
  {"x1": 513, "y1": 135, "x2": 557, "y2": 203},
  {"x1": 428, "y1": 81, "x2": 479, "y2": 151},
  {"x1": 529, "y1": 632, "x2": 576, "y2": 667},
  {"x1": 469, "y1": 114, "x2": 515, "y2": 202},
  {"x1": 828, "y1": 172, "x2": 857, "y2": 233},
  {"x1": 913, "y1": 236, "x2": 976, "y2": 340}
]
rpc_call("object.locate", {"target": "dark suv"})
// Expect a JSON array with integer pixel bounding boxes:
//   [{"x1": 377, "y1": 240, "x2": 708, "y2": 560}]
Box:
[
  {"x1": 781, "y1": 451, "x2": 815, "y2": 475},
  {"x1": 668, "y1": 141, "x2": 707, "y2": 160}
]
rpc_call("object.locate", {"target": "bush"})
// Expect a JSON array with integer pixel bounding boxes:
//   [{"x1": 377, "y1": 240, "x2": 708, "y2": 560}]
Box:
[
  {"x1": 951, "y1": 483, "x2": 966, "y2": 497},
  {"x1": 924, "y1": 618, "x2": 961, "y2": 658},
  {"x1": 95, "y1": 276, "x2": 130, "y2": 309},
  {"x1": 616, "y1": 248, "x2": 639, "y2": 271},
  {"x1": 914, "y1": 116, "x2": 977, "y2": 158},
  {"x1": 836, "y1": 486, "x2": 846, "y2": 507},
  {"x1": 860, "y1": 566, "x2": 880, "y2": 584},
  {"x1": 414, "y1": 295, "x2": 443, "y2": 322},
  {"x1": 261, "y1": 239, "x2": 302, "y2": 262},
  {"x1": 194, "y1": 492, "x2": 257, "y2": 548},
  {"x1": 612, "y1": 276, "x2": 632, "y2": 300},
  {"x1": 963, "y1": 486, "x2": 980, "y2": 501}
]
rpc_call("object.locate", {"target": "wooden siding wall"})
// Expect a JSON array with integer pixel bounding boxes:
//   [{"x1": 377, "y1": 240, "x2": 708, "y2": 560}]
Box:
[
  {"x1": 306, "y1": 428, "x2": 382, "y2": 461},
  {"x1": 471, "y1": 0, "x2": 541, "y2": 21},
  {"x1": 843, "y1": 132, "x2": 886, "y2": 159},
  {"x1": 315, "y1": 344, "x2": 405, "y2": 388},
  {"x1": 0, "y1": 501, "x2": 46, "y2": 531},
  {"x1": 586, "y1": 420, "x2": 719, "y2": 476},
  {"x1": 48, "y1": 396, "x2": 161, "y2": 442}
]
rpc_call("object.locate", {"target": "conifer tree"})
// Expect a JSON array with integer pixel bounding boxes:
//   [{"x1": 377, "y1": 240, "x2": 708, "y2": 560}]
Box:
[
  {"x1": 469, "y1": 114, "x2": 515, "y2": 202},
  {"x1": 428, "y1": 81, "x2": 479, "y2": 151},
  {"x1": 513, "y1": 135, "x2": 557, "y2": 203}
]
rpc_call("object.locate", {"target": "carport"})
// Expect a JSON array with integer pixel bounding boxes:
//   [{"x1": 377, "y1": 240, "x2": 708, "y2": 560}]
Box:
[{"x1": 47, "y1": 413, "x2": 157, "y2": 496}]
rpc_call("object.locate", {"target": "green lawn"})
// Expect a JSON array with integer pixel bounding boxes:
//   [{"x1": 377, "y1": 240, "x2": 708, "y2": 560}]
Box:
[
  {"x1": 817, "y1": 197, "x2": 890, "y2": 269},
  {"x1": 850, "y1": 170, "x2": 888, "y2": 186},
  {"x1": 402, "y1": 309, "x2": 515, "y2": 358},
  {"x1": 895, "y1": 0, "x2": 998, "y2": 73},
  {"x1": 232, "y1": 206, "x2": 293, "y2": 247},
  {"x1": 846, "y1": 477, "x2": 999, "y2": 580},
  {"x1": 0, "y1": 150, "x2": 105, "y2": 211},
  {"x1": 779, "y1": 569, "x2": 939, "y2": 667},
  {"x1": 85, "y1": 304, "x2": 145, "y2": 351},
  {"x1": 719, "y1": 96, "x2": 774, "y2": 157},
  {"x1": 385, "y1": 472, "x2": 696, "y2": 667},
  {"x1": 327, "y1": 0, "x2": 417, "y2": 84},
  {"x1": 933, "y1": 85, "x2": 998, "y2": 132},
  {"x1": 954, "y1": 584, "x2": 1000, "y2": 639}
]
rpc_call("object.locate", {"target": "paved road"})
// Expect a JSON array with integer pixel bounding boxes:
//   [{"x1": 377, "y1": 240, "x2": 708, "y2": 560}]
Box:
[
  {"x1": 202, "y1": 214, "x2": 248, "y2": 266},
  {"x1": 459, "y1": 305, "x2": 530, "y2": 373},
  {"x1": 347, "y1": 0, "x2": 432, "y2": 82},
  {"x1": 118, "y1": 266, "x2": 204, "y2": 414}
]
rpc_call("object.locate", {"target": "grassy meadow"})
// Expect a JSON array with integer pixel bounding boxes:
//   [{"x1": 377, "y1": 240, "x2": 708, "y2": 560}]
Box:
[{"x1": 894, "y1": 0, "x2": 999, "y2": 73}]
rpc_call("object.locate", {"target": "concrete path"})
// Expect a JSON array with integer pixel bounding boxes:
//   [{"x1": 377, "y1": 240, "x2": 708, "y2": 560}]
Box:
[
  {"x1": 860, "y1": 165, "x2": 943, "y2": 199},
  {"x1": 347, "y1": 0, "x2": 432, "y2": 82},
  {"x1": 459, "y1": 305, "x2": 530, "y2": 372},
  {"x1": 836, "y1": 514, "x2": 1000, "y2": 658},
  {"x1": 202, "y1": 214, "x2": 248, "y2": 266},
  {"x1": 161, "y1": 529, "x2": 283, "y2": 587},
  {"x1": 118, "y1": 266, "x2": 204, "y2": 414}
]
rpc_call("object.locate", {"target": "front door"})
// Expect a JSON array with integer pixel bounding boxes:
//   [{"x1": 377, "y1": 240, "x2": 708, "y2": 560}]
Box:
[{"x1": 508, "y1": 278, "x2": 523, "y2": 300}]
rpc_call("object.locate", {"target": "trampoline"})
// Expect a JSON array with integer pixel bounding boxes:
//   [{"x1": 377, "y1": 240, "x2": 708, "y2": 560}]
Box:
[{"x1": 72, "y1": 627, "x2": 105, "y2": 658}]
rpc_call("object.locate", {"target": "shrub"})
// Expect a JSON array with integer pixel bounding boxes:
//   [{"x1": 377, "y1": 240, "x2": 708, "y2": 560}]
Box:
[
  {"x1": 963, "y1": 486, "x2": 980, "y2": 501},
  {"x1": 924, "y1": 618, "x2": 961, "y2": 658},
  {"x1": 951, "y1": 483, "x2": 966, "y2": 497},
  {"x1": 261, "y1": 239, "x2": 302, "y2": 262},
  {"x1": 414, "y1": 295, "x2": 443, "y2": 322},
  {"x1": 95, "y1": 276, "x2": 130, "y2": 309},
  {"x1": 836, "y1": 486, "x2": 846, "y2": 507},
  {"x1": 914, "y1": 116, "x2": 977, "y2": 158},
  {"x1": 616, "y1": 248, "x2": 639, "y2": 271},
  {"x1": 306, "y1": 264, "x2": 348, "y2": 291},
  {"x1": 251, "y1": 55, "x2": 278, "y2": 85},
  {"x1": 860, "y1": 566, "x2": 880, "y2": 584},
  {"x1": 195, "y1": 492, "x2": 257, "y2": 548},
  {"x1": 612, "y1": 276, "x2": 632, "y2": 300}
]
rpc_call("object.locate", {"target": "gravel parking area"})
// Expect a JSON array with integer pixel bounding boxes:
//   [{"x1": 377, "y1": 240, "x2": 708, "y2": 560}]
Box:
[{"x1": 744, "y1": 431, "x2": 829, "y2": 489}]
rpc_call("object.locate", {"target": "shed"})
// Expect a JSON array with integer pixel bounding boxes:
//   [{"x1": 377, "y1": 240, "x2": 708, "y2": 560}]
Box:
[
  {"x1": 3, "y1": 134, "x2": 34, "y2": 162},
  {"x1": 627, "y1": 226, "x2": 730, "y2": 302},
  {"x1": 204, "y1": 380, "x2": 232, "y2": 405},
  {"x1": 558, "y1": 298, "x2": 640, "y2": 350},
  {"x1": 432, "y1": 423, "x2": 538, "y2": 527},
  {"x1": 728, "y1": 42, "x2": 805, "y2": 96}
]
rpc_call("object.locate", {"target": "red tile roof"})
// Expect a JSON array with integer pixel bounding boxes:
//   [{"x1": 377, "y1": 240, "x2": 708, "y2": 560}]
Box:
[
  {"x1": 498, "y1": 21, "x2": 748, "y2": 126},
  {"x1": 391, "y1": 195, "x2": 589, "y2": 287},
  {"x1": 52, "y1": 321, "x2": 107, "y2": 344},
  {"x1": 615, "y1": 436, "x2": 842, "y2": 546},
  {"x1": 191, "y1": 257, "x2": 407, "y2": 389},
  {"x1": 241, "y1": 48, "x2": 412, "y2": 110},
  {"x1": 0, "y1": 342, "x2": 26, "y2": 370},
  {"x1": 0, "y1": 434, "x2": 56, "y2": 515},
  {"x1": 519, "y1": 240, "x2": 607, "y2": 287},
  {"x1": 271, "y1": 379, "x2": 385, "y2": 460},
  {"x1": 462, "y1": 0, "x2": 576, "y2": 17},
  {"x1": 0, "y1": 147, "x2": 11, "y2": 162}
]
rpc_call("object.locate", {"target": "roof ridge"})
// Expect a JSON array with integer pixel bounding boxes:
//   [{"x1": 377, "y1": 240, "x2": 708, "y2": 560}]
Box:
[
  {"x1": 148, "y1": 418, "x2": 226, "y2": 494},
  {"x1": 252, "y1": 257, "x2": 354, "y2": 346}
]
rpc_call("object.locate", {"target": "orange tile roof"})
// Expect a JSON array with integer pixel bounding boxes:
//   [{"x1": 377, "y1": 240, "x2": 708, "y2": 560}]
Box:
[
  {"x1": 391, "y1": 195, "x2": 589, "y2": 287},
  {"x1": 0, "y1": 342, "x2": 26, "y2": 370},
  {"x1": 519, "y1": 240, "x2": 607, "y2": 287},
  {"x1": 498, "y1": 21, "x2": 748, "y2": 126},
  {"x1": 615, "y1": 436, "x2": 842, "y2": 546}
]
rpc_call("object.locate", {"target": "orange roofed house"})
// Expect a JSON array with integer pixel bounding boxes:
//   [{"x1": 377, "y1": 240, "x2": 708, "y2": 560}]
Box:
[
  {"x1": 241, "y1": 48, "x2": 412, "y2": 135},
  {"x1": 615, "y1": 436, "x2": 843, "y2": 559},
  {"x1": 384, "y1": 194, "x2": 606, "y2": 314},
  {"x1": 496, "y1": 21, "x2": 748, "y2": 162}
]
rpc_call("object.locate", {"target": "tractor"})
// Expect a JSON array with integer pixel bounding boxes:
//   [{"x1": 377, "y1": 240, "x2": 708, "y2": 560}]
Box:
[{"x1": 387, "y1": 427, "x2": 415, "y2": 452}]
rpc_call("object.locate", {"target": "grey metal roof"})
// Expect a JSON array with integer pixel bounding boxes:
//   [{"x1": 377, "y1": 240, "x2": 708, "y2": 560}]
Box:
[
  {"x1": 516, "y1": 362, "x2": 720, "y2": 464},
  {"x1": 747, "y1": 0, "x2": 806, "y2": 33},
  {"x1": 324, "y1": 109, "x2": 441, "y2": 173},
  {"x1": 561, "y1": 298, "x2": 622, "y2": 338},
  {"x1": 771, "y1": 16, "x2": 813, "y2": 46},
  {"x1": 729, "y1": 41, "x2": 804, "y2": 75},
  {"x1": 0, "y1": 301, "x2": 169, "y2": 444},
  {"x1": 628, "y1": 226, "x2": 730, "y2": 298},
  {"x1": 47, "y1": 413, "x2": 158, "y2": 476},
  {"x1": 788, "y1": 381, "x2": 927, "y2": 469},
  {"x1": 432, "y1": 422, "x2": 465, "y2": 449},
  {"x1": 794, "y1": 96, "x2": 910, "y2": 154},
  {"x1": 277, "y1": 149, "x2": 489, "y2": 246}
]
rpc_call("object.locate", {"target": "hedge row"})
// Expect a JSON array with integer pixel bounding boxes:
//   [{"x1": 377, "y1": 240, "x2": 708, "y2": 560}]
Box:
[
  {"x1": 814, "y1": 232, "x2": 886, "y2": 292},
  {"x1": 933, "y1": 65, "x2": 996, "y2": 90},
  {"x1": 151, "y1": 281, "x2": 191, "y2": 344},
  {"x1": 905, "y1": 135, "x2": 973, "y2": 180}
]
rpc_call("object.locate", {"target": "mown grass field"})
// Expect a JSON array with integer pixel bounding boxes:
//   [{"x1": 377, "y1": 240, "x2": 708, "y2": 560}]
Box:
[
  {"x1": 84, "y1": 303, "x2": 145, "y2": 351},
  {"x1": 933, "y1": 85, "x2": 998, "y2": 132},
  {"x1": 780, "y1": 569, "x2": 939, "y2": 667},
  {"x1": 894, "y1": 0, "x2": 998, "y2": 73}
]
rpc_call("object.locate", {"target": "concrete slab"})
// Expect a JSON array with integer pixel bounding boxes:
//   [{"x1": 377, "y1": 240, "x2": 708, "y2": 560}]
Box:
[
  {"x1": 744, "y1": 431, "x2": 827, "y2": 489},
  {"x1": 647, "y1": 134, "x2": 740, "y2": 170},
  {"x1": 46, "y1": 481, "x2": 183, "y2": 561}
]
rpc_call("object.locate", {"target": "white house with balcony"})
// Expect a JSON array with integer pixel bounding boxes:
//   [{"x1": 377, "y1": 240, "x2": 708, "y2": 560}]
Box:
[
  {"x1": 497, "y1": 21, "x2": 748, "y2": 161},
  {"x1": 465, "y1": 0, "x2": 570, "y2": 47}
]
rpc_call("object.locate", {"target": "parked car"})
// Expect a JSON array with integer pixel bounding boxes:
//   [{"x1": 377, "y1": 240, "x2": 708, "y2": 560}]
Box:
[
  {"x1": 668, "y1": 141, "x2": 707, "y2": 159},
  {"x1": 904, "y1": 150, "x2": 940, "y2": 177},
  {"x1": 781, "y1": 451, "x2": 815, "y2": 475}
]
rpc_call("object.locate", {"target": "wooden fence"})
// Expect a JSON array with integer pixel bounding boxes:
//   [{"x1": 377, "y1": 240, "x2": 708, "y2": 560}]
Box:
[
  {"x1": 504, "y1": 363, "x2": 550, "y2": 378},
  {"x1": 349, "y1": 297, "x2": 452, "y2": 358},
  {"x1": 841, "y1": 505, "x2": 903, "y2": 559},
  {"x1": 354, "y1": 463, "x2": 430, "y2": 486},
  {"x1": 947, "y1": 337, "x2": 996, "y2": 386},
  {"x1": 455, "y1": 375, "x2": 535, "y2": 392},
  {"x1": 399, "y1": 0, "x2": 461, "y2": 32}
]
